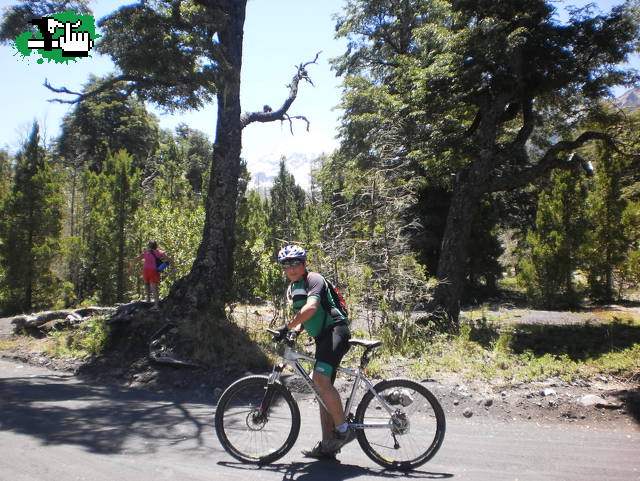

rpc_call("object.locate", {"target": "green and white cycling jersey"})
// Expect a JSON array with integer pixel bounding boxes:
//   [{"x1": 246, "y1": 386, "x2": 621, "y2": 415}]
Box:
[{"x1": 288, "y1": 271, "x2": 348, "y2": 338}]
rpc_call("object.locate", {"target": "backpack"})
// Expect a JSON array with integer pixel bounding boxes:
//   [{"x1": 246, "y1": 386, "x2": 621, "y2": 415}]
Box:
[{"x1": 304, "y1": 272, "x2": 349, "y2": 321}]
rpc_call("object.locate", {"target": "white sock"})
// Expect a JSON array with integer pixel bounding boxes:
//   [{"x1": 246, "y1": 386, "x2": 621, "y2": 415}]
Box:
[{"x1": 336, "y1": 423, "x2": 349, "y2": 433}]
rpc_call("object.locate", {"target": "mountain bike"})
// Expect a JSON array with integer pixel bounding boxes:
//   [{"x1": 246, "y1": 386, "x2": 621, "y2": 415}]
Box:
[{"x1": 214, "y1": 328, "x2": 446, "y2": 471}]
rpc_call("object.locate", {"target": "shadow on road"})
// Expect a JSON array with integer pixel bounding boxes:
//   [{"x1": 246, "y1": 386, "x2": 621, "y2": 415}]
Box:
[
  {"x1": 0, "y1": 373, "x2": 212, "y2": 454},
  {"x1": 217, "y1": 460, "x2": 453, "y2": 480}
]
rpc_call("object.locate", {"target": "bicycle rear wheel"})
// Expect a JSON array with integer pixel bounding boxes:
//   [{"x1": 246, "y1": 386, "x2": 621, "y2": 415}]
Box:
[
  {"x1": 214, "y1": 375, "x2": 300, "y2": 464},
  {"x1": 355, "y1": 378, "x2": 446, "y2": 471}
]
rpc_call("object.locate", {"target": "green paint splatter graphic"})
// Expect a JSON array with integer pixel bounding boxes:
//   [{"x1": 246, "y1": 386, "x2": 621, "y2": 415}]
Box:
[{"x1": 14, "y1": 10, "x2": 100, "y2": 65}]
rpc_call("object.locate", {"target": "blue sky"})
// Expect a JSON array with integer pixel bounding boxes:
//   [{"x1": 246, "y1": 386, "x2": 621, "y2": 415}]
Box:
[{"x1": 0, "y1": 0, "x2": 636, "y2": 186}]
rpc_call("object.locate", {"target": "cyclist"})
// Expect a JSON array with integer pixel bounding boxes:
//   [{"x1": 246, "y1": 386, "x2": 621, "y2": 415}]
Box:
[{"x1": 277, "y1": 244, "x2": 355, "y2": 459}]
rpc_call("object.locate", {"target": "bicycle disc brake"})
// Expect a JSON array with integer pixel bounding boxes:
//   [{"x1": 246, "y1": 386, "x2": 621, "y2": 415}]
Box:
[
  {"x1": 246, "y1": 409, "x2": 268, "y2": 431},
  {"x1": 390, "y1": 410, "x2": 409, "y2": 435}
]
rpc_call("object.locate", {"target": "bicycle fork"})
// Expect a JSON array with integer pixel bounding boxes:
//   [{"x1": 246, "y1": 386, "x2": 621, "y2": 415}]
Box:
[{"x1": 257, "y1": 364, "x2": 286, "y2": 417}]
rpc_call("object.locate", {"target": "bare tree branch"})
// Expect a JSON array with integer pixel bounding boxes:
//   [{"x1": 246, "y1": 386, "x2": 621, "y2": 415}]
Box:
[
  {"x1": 44, "y1": 75, "x2": 139, "y2": 104},
  {"x1": 487, "y1": 130, "x2": 616, "y2": 193},
  {"x1": 240, "y1": 52, "x2": 320, "y2": 131}
]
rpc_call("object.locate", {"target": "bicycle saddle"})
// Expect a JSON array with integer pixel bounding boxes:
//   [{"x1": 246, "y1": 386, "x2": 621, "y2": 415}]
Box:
[{"x1": 349, "y1": 338, "x2": 382, "y2": 349}]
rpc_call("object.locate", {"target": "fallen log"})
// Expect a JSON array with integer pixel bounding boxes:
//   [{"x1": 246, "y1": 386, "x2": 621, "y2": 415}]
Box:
[{"x1": 5, "y1": 306, "x2": 116, "y2": 331}]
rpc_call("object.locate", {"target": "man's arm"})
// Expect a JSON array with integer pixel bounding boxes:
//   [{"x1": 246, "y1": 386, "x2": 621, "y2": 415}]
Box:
[{"x1": 286, "y1": 297, "x2": 319, "y2": 330}]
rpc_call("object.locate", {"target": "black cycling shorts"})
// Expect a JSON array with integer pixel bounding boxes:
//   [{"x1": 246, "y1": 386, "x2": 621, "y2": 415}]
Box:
[{"x1": 314, "y1": 322, "x2": 350, "y2": 382}]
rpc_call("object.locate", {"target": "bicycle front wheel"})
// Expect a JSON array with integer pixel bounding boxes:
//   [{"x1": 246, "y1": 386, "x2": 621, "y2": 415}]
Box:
[
  {"x1": 214, "y1": 375, "x2": 300, "y2": 464},
  {"x1": 355, "y1": 378, "x2": 446, "y2": 471}
]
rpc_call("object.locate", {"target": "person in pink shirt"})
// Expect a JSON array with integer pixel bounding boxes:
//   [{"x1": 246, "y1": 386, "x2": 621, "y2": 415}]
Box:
[{"x1": 130, "y1": 241, "x2": 171, "y2": 309}]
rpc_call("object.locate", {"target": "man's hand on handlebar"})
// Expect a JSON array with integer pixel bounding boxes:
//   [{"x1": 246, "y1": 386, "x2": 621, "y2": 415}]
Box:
[
  {"x1": 275, "y1": 324, "x2": 288, "y2": 340},
  {"x1": 267, "y1": 326, "x2": 298, "y2": 343}
]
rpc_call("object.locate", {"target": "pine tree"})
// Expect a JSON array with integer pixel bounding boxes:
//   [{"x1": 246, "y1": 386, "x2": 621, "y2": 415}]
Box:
[
  {"x1": 519, "y1": 169, "x2": 588, "y2": 308},
  {"x1": 584, "y1": 147, "x2": 628, "y2": 302},
  {"x1": 81, "y1": 150, "x2": 141, "y2": 304},
  {"x1": 268, "y1": 158, "x2": 308, "y2": 306},
  {"x1": 0, "y1": 122, "x2": 64, "y2": 314},
  {"x1": 269, "y1": 157, "x2": 307, "y2": 246},
  {"x1": 153, "y1": 132, "x2": 193, "y2": 205},
  {"x1": 0, "y1": 149, "x2": 10, "y2": 206},
  {"x1": 234, "y1": 189, "x2": 272, "y2": 302}
]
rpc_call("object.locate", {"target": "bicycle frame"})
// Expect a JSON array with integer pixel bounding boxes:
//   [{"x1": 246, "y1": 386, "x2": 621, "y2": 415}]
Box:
[{"x1": 265, "y1": 342, "x2": 397, "y2": 431}]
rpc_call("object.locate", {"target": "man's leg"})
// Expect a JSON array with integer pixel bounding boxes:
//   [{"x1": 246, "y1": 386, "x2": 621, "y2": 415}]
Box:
[
  {"x1": 313, "y1": 371, "x2": 345, "y2": 441},
  {"x1": 302, "y1": 324, "x2": 354, "y2": 457}
]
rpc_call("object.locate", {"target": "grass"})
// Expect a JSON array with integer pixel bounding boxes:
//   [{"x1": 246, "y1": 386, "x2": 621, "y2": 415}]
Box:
[
  {"x1": 0, "y1": 338, "x2": 20, "y2": 351},
  {"x1": 43, "y1": 316, "x2": 111, "y2": 358},
  {"x1": 400, "y1": 316, "x2": 640, "y2": 385}
]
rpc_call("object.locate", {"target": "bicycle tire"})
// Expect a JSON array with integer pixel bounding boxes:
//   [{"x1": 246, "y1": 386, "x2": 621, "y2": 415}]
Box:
[
  {"x1": 354, "y1": 378, "x2": 446, "y2": 471},
  {"x1": 214, "y1": 375, "x2": 301, "y2": 464}
]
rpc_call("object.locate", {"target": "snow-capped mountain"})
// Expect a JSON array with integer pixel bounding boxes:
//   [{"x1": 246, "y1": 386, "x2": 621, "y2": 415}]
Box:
[
  {"x1": 248, "y1": 151, "x2": 326, "y2": 191},
  {"x1": 617, "y1": 87, "x2": 640, "y2": 111}
]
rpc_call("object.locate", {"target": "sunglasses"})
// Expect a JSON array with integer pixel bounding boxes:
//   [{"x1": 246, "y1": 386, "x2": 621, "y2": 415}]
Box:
[{"x1": 281, "y1": 261, "x2": 303, "y2": 270}]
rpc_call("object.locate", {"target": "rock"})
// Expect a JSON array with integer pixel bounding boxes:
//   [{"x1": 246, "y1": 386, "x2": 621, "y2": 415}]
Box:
[
  {"x1": 541, "y1": 388, "x2": 557, "y2": 397},
  {"x1": 453, "y1": 399, "x2": 460, "y2": 406},
  {"x1": 463, "y1": 408, "x2": 473, "y2": 418},
  {"x1": 484, "y1": 398, "x2": 494, "y2": 407},
  {"x1": 578, "y1": 394, "x2": 607, "y2": 407}
]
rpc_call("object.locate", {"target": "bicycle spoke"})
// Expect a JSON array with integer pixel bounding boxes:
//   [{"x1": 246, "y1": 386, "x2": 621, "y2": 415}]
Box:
[
  {"x1": 215, "y1": 376, "x2": 300, "y2": 464},
  {"x1": 355, "y1": 378, "x2": 445, "y2": 470}
]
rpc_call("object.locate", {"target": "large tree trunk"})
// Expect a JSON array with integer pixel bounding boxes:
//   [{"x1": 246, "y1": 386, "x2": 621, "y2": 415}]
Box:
[
  {"x1": 429, "y1": 105, "x2": 505, "y2": 326},
  {"x1": 164, "y1": 1, "x2": 246, "y2": 322},
  {"x1": 430, "y1": 177, "x2": 481, "y2": 325}
]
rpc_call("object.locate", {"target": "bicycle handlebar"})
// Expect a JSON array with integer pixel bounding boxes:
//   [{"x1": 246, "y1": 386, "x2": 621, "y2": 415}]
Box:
[{"x1": 267, "y1": 327, "x2": 298, "y2": 345}]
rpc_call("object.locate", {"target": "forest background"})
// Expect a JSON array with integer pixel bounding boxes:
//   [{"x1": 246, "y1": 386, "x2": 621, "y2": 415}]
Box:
[{"x1": 0, "y1": 0, "x2": 639, "y2": 370}]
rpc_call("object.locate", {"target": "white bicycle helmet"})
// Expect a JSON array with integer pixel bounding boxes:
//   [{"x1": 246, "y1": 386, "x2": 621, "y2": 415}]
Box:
[{"x1": 277, "y1": 245, "x2": 307, "y2": 263}]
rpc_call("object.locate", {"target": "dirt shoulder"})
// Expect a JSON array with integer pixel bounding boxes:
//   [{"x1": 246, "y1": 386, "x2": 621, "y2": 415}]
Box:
[{"x1": 1, "y1": 305, "x2": 638, "y2": 431}]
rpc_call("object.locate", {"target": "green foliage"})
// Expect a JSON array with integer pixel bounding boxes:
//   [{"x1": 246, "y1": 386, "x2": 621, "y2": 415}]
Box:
[
  {"x1": 618, "y1": 201, "x2": 640, "y2": 294},
  {"x1": 97, "y1": 0, "x2": 223, "y2": 111},
  {"x1": 333, "y1": 0, "x2": 640, "y2": 320},
  {"x1": 584, "y1": 146, "x2": 628, "y2": 301},
  {"x1": 408, "y1": 316, "x2": 640, "y2": 383},
  {"x1": 519, "y1": 169, "x2": 588, "y2": 308},
  {"x1": 0, "y1": 122, "x2": 64, "y2": 314},
  {"x1": 334, "y1": 0, "x2": 639, "y2": 180},
  {"x1": 234, "y1": 189, "x2": 273, "y2": 302},
  {"x1": 266, "y1": 158, "x2": 309, "y2": 307},
  {"x1": 46, "y1": 316, "x2": 110, "y2": 358},
  {"x1": 132, "y1": 198, "x2": 204, "y2": 299},
  {"x1": 58, "y1": 75, "x2": 160, "y2": 172},
  {"x1": 0, "y1": 149, "x2": 11, "y2": 208},
  {"x1": 269, "y1": 157, "x2": 307, "y2": 244},
  {"x1": 173, "y1": 123, "x2": 213, "y2": 196},
  {"x1": 81, "y1": 150, "x2": 141, "y2": 304},
  {"x1": 311, "y1": 150, "x2": 434, "y2": 336}
]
